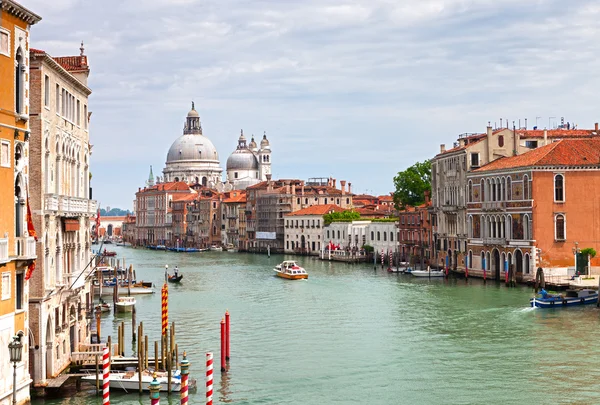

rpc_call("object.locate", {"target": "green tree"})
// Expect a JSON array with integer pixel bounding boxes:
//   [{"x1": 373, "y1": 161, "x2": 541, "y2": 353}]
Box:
[
  {"x1": 393, "y1": 160, "x2": 431, "y2": 209},
  {"x1": 581, "y1": 248, "x2": 597, "y2": 258},
  {"x1": 323, "y1": 210, "x2": 360, "y2": 225}
]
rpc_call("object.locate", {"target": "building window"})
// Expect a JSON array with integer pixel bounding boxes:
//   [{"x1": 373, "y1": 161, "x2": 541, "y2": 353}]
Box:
[
  {"x1": 498, "y1": 135, "x2": 504, "y2": 147},
  {"x1": 468, "y1": 180, "x2": 473, "y2": 203},
  {"x1": 1, "y1": 140, "x2": 10, "y2": 167},
  {"x1": 377, "y1": 231, "x2": 380, "y2": 241},
  {"x1": 555, "y1": 214, "x2": 565, "y2": 241},
  {"x1": 234, "y1": 172, "x2": 238, "y2": 179},
  {"x1": 0, "y1": 29, "x2": 9, "y2": 56},
  {"x1": 523, "y1": 175, "x2": 530, "y2": 200},
  {"x1": 383, "y1": 232, "x2": 387, "y2": 241},
  {"x1": 390, "y1": 232, "x2": 394, "y2": 242},
  {"x1": 76, "y1": 99, "x2": 80, "y2": 125},
  {"x1": 16, "y1": 273, "x2": 23, "y2": 310},
  {"x1": 471, "y1": 153, "x2": 480, "y2": 168},
  {"x1": 44, "y1": 75, "x2": 50, "y2": 107},
  {"x1": 55, "y1": 84, "x2": 60, "y2": 112},
  {"x1": 1, "y1": 272, "x2": 10, "y2": 300},
  {"x1": 554, "y1": 174, "x2": 564, "y2": 202},
  {"x1": 84, "y1": 104, "x2": 88, "y2": 129}
]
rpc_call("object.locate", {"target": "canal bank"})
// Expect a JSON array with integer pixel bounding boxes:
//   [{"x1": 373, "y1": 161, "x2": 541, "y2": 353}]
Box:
[{"x1": 33, "y1": 246, "x2": 600, "y2": 404}]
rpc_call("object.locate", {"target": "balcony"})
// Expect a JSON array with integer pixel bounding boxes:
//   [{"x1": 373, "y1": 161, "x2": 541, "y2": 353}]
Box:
[
  {"x1": 14, "y1": 236, "x2": 36, "y2": 260},
  {"x1": 45, "y1": 194, "x2": 98, "y2": 216},
  {"x1": 0, "y1": 238, "x2": 8, "y2": 264},
  {"x1": 481, "y1": 201, "x2": 506, "y2": 211},
  {"x1": 482, "y1": 237, "x2": 506, "y2": 246}
]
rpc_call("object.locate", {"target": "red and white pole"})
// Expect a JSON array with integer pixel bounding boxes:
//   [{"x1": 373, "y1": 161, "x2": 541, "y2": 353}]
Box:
[
  {"x1": 225, "y1": 310, "x2": 230, "y2": 361},
  {"x1": 206, "y1": 352, "x2": 213, "y2": 405},
  {"x1": 220, "y1": 318, "x2": 226, "y2": 372},
  {"x1": 180, "y1": 352, "x2": 190, "y2": 405},
  {"x1": 102, "y1": 346, "x2": 110, "y2": 405}
]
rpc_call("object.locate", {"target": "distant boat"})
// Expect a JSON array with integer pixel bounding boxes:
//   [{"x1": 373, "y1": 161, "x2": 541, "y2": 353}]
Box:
[
  {"x1": 102, "y1": 250, "x2": 117, "y2": 257},
  {"x1": 209, "y1": 245, "x2": 223, "y2": 251},
  {"x1": 168, "y1": 274, "x2": 183, "y2": 283},
  {"x1": 95, "y1": 302, "x2": 111, "y2": 313},
  {"x1": 411, "y1": 268, "x2": 445, "y2": 277},
  {"x1": 115, "y1": 296, "x2": 136, "y2": 313},
  {"x1": 224, "y1": 243, "x2": 237, "y2": 252}
]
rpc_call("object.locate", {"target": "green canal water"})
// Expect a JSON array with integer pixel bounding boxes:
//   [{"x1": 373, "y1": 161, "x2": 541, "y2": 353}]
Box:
[{"x1": 32, "y1": 246, "x2": 600, "y2": 404}]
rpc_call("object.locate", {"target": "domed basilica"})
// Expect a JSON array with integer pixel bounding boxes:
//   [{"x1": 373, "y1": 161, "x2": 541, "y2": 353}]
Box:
[{"x1": 161, "y1": 103, "x2": 272, "y2": 191}]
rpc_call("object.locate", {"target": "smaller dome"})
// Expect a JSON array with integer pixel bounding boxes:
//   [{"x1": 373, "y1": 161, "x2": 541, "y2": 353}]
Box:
[
  {"x1": 227, "y1": 149, "x2": 259, "y2": 170},
  {"x1": 260, "y1": 133, "x2": 269, "y2": 147},
  {"x1": 249, "y1": 136, "x2": 258, "y2": 151},
  {"x1": 187, "y1": 101, "x2": 199, "y2": 117}
]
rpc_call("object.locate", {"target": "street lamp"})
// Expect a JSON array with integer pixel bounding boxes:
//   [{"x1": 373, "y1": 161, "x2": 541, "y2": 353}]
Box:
[
  {"x1": 8, "y1": 334, "x2": 23, "y2": 405},
  {"x1": 165, "y1": 265, "x2": 168, "y2": 283},
  {"x1": 573, "y1": 242, "x2": 580, "y2": 276}
]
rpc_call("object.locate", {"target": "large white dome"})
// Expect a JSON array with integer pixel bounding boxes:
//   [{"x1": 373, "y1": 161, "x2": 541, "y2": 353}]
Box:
[{"x1": 166, "y1": 134, "x2": 219, "y2": 163}]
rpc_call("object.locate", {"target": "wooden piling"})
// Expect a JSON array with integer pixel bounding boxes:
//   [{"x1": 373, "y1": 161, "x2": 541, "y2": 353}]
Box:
[
  {"x1": 107, "y1": 335, "x2": 112, "y2": 362},
  {"x1": 132, "y1": 306, "x2": 137, "y2": 341},
  {"x1": 145, "y1": 335, "x2": 149, "y2": 370},
  {"x1": 175, "y1": 343, "x2": 178, "y2": 370},
  {"x1": 167, "y1": 350, "x2": 172, "y2": 395},
  {"x1": 121, "y1": 321, "x2": 125, "y2": 356},
  {"x1": 161, "y1": 335, "x2": 165, "y2": 371},
  {"x1": 137, "y1": 325, "x2": 142, "y2": 394},
  {"x1": 154, "y1": 341, "x2": 159, "y2": 371},
  {"x1": 95, "y1": 353, "x2": 100, "y2": 395},
  {"x1": 170, "y1": 323, "x2": 175, "y2": 358}
]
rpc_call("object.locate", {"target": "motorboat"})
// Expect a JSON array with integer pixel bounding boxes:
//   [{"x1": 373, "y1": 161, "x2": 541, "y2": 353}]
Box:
[
  {"x1": 102, "y1": 250, "x2": 117, "y2": 257},
  {"x1": 132, "y1": 281, "x2": 153, "y2": 288},
  {"x1": 530, "y1": 289, "x2": 599, "y2": 308},
  {"x1": 411, "y1": 268, "x2": 445, "y2": 277},
  {"x1": 224, "y1": 244, "x2": 237, "y2": 252},
  {"x1": 274, "y1": 261, "x2": 308, "y2": 280},
  {"x1": 114, "y1": 296, "x2": 136, "y2": 313},
  {"x1": 209, "y1": 245, "x2": 223, "y2": 251},
  {"x1": 81, "y1": 369, "x2": 196, "y2": 392},
  {"x1": 95, "y1": 302, "x2": 111, "y2": 313}
]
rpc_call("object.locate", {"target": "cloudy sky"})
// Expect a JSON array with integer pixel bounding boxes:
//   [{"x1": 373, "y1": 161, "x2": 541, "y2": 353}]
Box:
[{"x1": 25, "y1": 0, "x2": 600, "y2": 209}]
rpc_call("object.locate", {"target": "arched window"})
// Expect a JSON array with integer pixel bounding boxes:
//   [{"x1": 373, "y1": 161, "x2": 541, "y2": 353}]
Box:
[
  {"x1": 15, "y1": 47, "x2": 24, "y2": 114},
  {"x1": 480, "y1": 179, "x2": 485, "y2": 201},
  {"x1": 383, "y1": 232, "x2": 387, "y2": 242},
  {"x1": 498, "y1": 135, "x2": 504, "y2": 147},
  {"x1": 390, "y1": 232, "x2": 394, "y2": 242},
  {"x1": 555, "y1": 214, "x2": 565, "y2": 240},
  {"x1": 554, "y1": 174, "x2": 564, "y2": 202},
  {"x1": 507, "y1": 177, "x2": 512, "y2": 200},
  {"x1": 468, "y1": 180, "x2": 473, "y2": 203},
  {"x1": 468, "y1": 250, "x2": 473, "y2": 268},
  {"x1": 371, "y1": 231, "x2": 374, "y2": 241},
  {"x1": 523, "y1": 175, "x2": 529, "y2": 200},
  {"x1": 377, "y1": 231, "x2": 380, "y2": 241}
]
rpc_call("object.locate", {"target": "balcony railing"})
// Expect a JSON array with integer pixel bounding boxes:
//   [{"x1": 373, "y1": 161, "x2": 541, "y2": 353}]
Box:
[
  {"x1": 45, "y1": 194, "x2": 98, "y2": 216},
  {"x1": 481, "y1": 201, "x2": 506, "y2": 211},
  {"x1": 482, "y1": 237, "x2": 506, "y2": 246},
  {"x1": 0, "y1": 238, "x2": 8, "y2": 264},
  {"x1": 14, "y1": 236, "x2": 36, "y2": 260}
]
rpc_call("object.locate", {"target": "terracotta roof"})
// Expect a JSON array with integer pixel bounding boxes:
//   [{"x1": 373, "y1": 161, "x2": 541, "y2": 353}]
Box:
[
  {"x1": 436, "y1": 136, "x2": 485, "y2": 157},
  {"x1": 354, "y1": 207, "x2": 387, "y2": 217},
  {"x1": 285, "y1": 204, "x2": 345, "y2": 217},
  {"x1": 172, "y1": 194, "x2": 197, "y2": 202},
  {"x1": 223, "y1": 193, "x2": 247, "y2": 203},
  {"x1": 53, "y1": 55, "x2": 89, "y2": 73},
  {"x1": 378, "y1": 195, "x2": 394, "y2": 202},
  {"x1": 516, "y1": 129, "x2": 598, "y2": 139},
  {"x1": 476, "y1": 139, "x2": 600, "y2": 172}
]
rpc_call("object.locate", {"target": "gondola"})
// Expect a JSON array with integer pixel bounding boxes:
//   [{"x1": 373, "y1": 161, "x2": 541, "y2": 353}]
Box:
[{"x1": 168, "y1": 274, "x2": 183, "y2": 283}]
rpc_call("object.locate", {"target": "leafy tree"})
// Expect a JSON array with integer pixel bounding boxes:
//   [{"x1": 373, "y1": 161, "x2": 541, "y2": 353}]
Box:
[
  {"x1": 323, "y1": 210, "x2": 360, "y2": 225},
  {"x1": 100, "y1": 207, "x2": 132, "y2": 217},
  {"x1": 393, "y1": 160, "x2": 431, "y2": 209}
]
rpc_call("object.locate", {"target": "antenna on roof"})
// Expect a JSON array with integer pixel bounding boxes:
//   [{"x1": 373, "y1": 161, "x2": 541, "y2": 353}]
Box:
[
  {"x1": 525, "y1": 118, "x2": 528, "y2": 129},
  {"x1": 536, "y1": 116, "x2": 541, "y2": 128},
  {"x1": 549, "y1": 116, "x2": 556, "y2": 129},
  {"x1": 500, "y1": 118, "x2": 503, "y2": 128}
]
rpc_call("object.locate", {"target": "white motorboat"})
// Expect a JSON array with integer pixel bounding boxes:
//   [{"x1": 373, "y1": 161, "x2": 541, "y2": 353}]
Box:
[
  {"x1": 81, "y1": 369, "x2": 196, "y2": 392},
  {"x1": 411, "y1": 268, "x2": 445, "y2": 278},
  {"x1": 209, "y1": 245, "x2": 223, "y2": 251},
  {"x1": 115, "y1": 296, "x2": 136, "y2": 313},
  {"x1": 274, "y1": 261, "x2": 308, "y2": 280}
]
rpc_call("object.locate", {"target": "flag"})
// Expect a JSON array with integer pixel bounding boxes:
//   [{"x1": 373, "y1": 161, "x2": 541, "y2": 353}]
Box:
[
  {"x1": 26, "y1": 191, "x2": 37, "y2": 241},
  {"x1": 25, "y1": 260, "x2": 35, "y2": 281},
  {"x1": 95, "y1": 208, "x2": 101, "y2": 238}
]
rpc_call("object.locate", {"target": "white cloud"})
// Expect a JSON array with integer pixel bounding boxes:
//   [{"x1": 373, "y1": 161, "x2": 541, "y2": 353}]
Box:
[{"x1": 23, "y1": 0, "x2": 600, "y2": 208}]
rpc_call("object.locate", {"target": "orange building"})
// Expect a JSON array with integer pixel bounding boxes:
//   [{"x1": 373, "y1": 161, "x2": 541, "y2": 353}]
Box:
[
  {"x1": 0, "y1": 1, "x2": 41, "y2": 403},
  {"x1": 467, "y1": 138, "x2": 600, "y2": 281}
]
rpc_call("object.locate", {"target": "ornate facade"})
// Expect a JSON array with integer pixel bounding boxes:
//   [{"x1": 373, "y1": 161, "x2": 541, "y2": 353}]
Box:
[{"x1": 28, "y1": 45, "x2": 96, "y2": 385}]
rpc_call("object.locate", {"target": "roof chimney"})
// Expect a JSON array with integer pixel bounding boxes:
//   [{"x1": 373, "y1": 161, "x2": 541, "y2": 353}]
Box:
[
  {"x1": 285, "y1": 180, "x2": 290, "y2": 194},
  {"x1": 424, "y1": 190, "x2": 430, "y2": 204},
  {"x1": 595, "y1": 122, "x2": 598, "y2": 132},
  {"x1": 487, "y1": 126, "x2": 492, "y2": 138},
  {"x1": 291, "y1": 182, "x2": 296, "y2": 196},
  {"x1": 440, "y1": 144, "x2": 446, "y2": 153},
  {"x1": 333, "y1": 178, "x2": 336, "y2": 189},
  {"x1": 348, "y1": 182, "x2": 352, "y2": 194},
  {"x1": 543, "y1": 129, "x2": 547, "y2": 146},
  {"x1": 340, "y1": 180, "x2": 346, "y2": 195}
]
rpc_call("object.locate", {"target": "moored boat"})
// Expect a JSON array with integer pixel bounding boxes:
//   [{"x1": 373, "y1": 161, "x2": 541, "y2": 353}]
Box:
[
  {"x1": 81, "y1": 369, "x2": 196, "y2": 392},
  {"x1": 209, "y1": 245, "x2": 223, "y2": 251},
  {"x1": 168, "y1": 274, "x2": 183, "y2": 283},
  {"x1": 274, "y1": 261, "x2": 308, "y2": 280},
  {"x1": 102, "y1": 250, "x2": 117, "y2": 257},
  {"x1": 95, "y1": 302, "x2": 111, "y2": 313},
  {"x1": 530, "y1": 288, "x2": 598, "y2": 308},
  {"x1": 115, "y1": 296, "x2": 136, "y2": 312},
  {"x1": 411, "y1": 268, "x2": 445, "y2": 277}
]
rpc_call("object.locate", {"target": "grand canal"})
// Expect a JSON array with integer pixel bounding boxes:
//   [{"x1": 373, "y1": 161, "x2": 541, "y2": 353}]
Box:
[{"x1": 33, "y1": 246, "x2": 600, "y2": 404}]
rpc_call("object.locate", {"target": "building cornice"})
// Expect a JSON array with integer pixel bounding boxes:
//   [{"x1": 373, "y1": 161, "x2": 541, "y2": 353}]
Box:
[
  {"x1": 30, "y1": 52, "x2": 92, "y2": 96},
  {"x1": 1, "y1": 0, "x2": 41, "y2": 25}
]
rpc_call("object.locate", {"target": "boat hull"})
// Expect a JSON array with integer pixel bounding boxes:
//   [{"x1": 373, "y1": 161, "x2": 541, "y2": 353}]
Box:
[
  {"x1": 81, "y1": 372, "x2": 194, "y2": 392},
  {"x1": 274, "y1": 270, "x2": 308, "y2": 280},
  {"x1": 168, "y1": 275, "x2": 183, "y2": 283},
  {"x1": 115, "y1": 303, "x2": 134, "y2": 313},
  {"x1": 411, "y1": 270, "x2": 445, "y2": 277},
  {"x1": 530, "y1": 294, "x2": 598, "y2": 308}
]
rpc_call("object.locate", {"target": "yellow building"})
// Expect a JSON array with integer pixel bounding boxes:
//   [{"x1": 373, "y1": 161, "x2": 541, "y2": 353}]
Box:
[{"x1": 0, "y1": 1, "x2": 41, "y2": 404}]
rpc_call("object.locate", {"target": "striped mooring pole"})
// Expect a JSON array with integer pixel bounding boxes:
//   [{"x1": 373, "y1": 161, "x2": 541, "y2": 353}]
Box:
[
  {"x1": 180, "y1": 352, "x2": 190, "y2": 405},
  {"x1": 206, "y1": 352, "x2": 214, "y2": 405},
  {"x1": 102, "y1": 346, "x2": 110, "y2": 405},
  {"x1": 161, "y1": 284, "x2": 168, "y2": 336},
  {"x1": 225, "y1": 311, "x2": 230, "y2": 361},
  {"x1": 149, "y1": 373, "x2": 161, "y2": 405}
]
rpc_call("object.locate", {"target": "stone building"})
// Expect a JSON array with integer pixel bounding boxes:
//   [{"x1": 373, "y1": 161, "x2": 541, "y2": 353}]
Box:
[
  {"x1": 466, "y1": 138, "x2": 600, "y2": 281},
  {"x1": 431, "y1": 124, "x2": 600, "y2": 274},
  {"x1": 221, "y1": 190, "x2": 246, "y2": 249},
  {"x1": 0, "y1": 1, "x2": 41, "y2": 403},
  {"x1": 134, "y1": 182, "x2": 195, "y2": 246},
  {"x1": 244, "y1": 177, "x2": 353, "y2": 253},
  {"x1": 185, "y1": 188, "x2": 222, "y2": 248},
  {"x1": 284, "y1": 204, "x2": 343, "y2": 255},
  {"x1": 28, "y1": 44, "x2": 96, "y2": 385},
  {"x1": 325, "y1": 221, "x2": 398, "y2": 256},
  {"x1": 397, "y1": 197, "x2": 433, "y2": 267}
]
